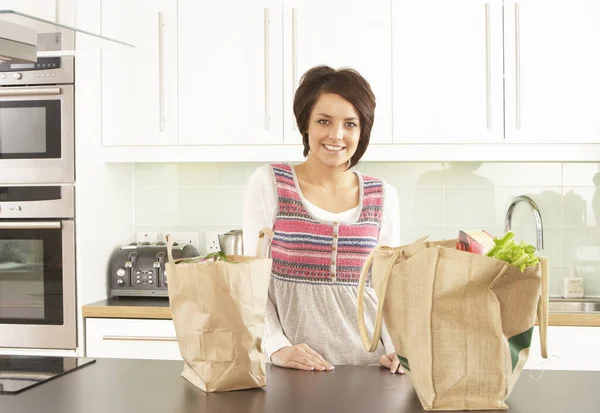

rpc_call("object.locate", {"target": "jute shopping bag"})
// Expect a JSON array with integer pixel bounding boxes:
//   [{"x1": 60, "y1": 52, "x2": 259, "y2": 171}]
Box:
[
  {"x1": 357, "y1": 237, "x2": 548, "y2": 411},
  {"x1": 166, "y1": 228, "x2": 273, "y2": 392}
]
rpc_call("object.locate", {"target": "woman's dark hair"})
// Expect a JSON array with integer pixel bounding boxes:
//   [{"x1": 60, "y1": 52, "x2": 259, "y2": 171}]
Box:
[{"x1": 293, "y1": 65, "x2": 376, "y2": 168}]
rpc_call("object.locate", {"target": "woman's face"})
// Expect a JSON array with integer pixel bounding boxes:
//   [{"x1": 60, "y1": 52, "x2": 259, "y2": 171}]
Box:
[{"x1": 306, "y1": 93, "x2": 361, "y2": 168}]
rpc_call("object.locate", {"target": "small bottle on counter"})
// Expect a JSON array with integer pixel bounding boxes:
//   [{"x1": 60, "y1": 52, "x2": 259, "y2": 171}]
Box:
[{"x1": 562, "y1": 266, "x2": 584, "y2": 299}]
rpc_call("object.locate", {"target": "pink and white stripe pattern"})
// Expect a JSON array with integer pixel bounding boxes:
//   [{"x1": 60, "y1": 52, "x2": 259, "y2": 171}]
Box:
[{"x1": 270, "y1": 164, "x2": 384, "y2": 285}]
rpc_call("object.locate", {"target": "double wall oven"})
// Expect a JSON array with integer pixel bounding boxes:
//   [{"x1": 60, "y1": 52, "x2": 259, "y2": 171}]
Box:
[{"x1": 0, "y1": 57, "x2": 76, "y2": 350}]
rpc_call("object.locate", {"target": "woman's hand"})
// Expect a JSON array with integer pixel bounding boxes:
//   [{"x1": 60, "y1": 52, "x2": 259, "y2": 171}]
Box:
[
  {"x1": 379, "y1": 352, "x2": 404, "y2": 374},
  {"x1": 271, "y1": 343, "x2": 335, "y2": 371}
]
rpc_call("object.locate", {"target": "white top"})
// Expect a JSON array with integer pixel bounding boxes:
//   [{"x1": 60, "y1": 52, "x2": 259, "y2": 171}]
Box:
[{"x1": 243, "y1": 164, "x2": 401, "y2": 363}]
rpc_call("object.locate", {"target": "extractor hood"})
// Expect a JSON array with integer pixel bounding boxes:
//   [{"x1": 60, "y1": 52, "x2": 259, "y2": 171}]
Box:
[
  {"x1": 0, "y1": 10, "x2": 134, "y2": 63},
  {"x1": 0, "y1": 19, "x2": 36, "y2": 63}
]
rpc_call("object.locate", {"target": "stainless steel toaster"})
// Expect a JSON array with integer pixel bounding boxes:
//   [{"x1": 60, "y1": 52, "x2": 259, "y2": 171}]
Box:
[{"x1": 109, "y1": 242, "x2": 199, "y2": 297}]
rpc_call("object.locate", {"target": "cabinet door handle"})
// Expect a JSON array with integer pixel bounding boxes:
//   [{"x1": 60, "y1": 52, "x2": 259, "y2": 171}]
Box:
[
  {"x1": 485, "y1": 3, "x2": 491, "y2": 130},
  {"x1": 515, "y1": 2, "x2": 521, "y2": 130},
  {"x1": 102, "y1": 335, "x2": 178, "y2": 342},
  {"x1": 292, "y1": 8, "x2": 298, "y2": 131},
  {"x1": 158, "y1": 11, "x2": 165, "y2": 133},
  {"x1": 264, "y1": 8, "x2": 270, "y2": 130}
]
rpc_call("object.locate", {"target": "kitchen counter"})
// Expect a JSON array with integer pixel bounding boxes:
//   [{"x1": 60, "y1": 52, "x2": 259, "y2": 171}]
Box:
[
  {"x1": 0, "y1": 358, "x2": 599, "y2": 413},
  {"x1": 82, "y1": 297, "x2": 600, "y2": 326},
  {"x1": 82, "y1": 297, "x2": 171, "y2": 319}
]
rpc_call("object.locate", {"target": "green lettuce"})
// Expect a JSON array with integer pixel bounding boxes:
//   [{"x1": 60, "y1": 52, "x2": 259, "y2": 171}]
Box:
[{"x1": 485, "y1": 231, "x2": 539, "y2": 272}]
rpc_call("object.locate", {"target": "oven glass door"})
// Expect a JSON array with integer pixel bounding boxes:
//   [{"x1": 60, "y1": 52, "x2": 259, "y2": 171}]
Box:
[
  {"x1": 0, "y1": 93, "x2": 62, "y2": 160},
  {"x1": 0, "y1": 223, "x2": 64, "y2": 325}
]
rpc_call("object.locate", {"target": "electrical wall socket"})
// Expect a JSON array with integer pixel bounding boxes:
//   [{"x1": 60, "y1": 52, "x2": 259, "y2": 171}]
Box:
[
  {"x1": 205, "y1": 232, "x2": 221, "y2": 253},
  {"x1": 168, "y1": 232, "x2": 200, "y2": 251},
  {"x1": 136, "y1": 231, "x2": 200, "y2": 251},
  {"x1": 136, "y1": 232, "x2": 162, "y2": 243}
]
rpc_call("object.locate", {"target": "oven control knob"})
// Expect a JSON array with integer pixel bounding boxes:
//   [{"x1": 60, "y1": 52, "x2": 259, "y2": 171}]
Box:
[
  {"x1": 116, "y1": 278, "x2": 125, "y2": 286},
  {"x1": 15, "y1": 206, "x2": 21, "y2": 211},
  {"x1": 13, "y1": 72, "x2": 22, "y2": 79},
  {"x1": 116, "y1": 268, "x2": 126, "y2": 277}
]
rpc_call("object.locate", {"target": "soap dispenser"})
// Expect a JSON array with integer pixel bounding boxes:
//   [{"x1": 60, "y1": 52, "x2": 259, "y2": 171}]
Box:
[{"x1": 562, "y1": 266, "x2": 584, "y2": 299}]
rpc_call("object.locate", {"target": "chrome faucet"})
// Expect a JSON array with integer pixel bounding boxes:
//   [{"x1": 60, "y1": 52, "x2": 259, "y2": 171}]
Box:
[{"x1": 505, "y1": 195, "x2": 544, "y2": 250}]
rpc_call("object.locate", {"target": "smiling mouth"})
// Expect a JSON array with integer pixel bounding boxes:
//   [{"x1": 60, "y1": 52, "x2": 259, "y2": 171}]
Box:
[{"x1": 323, "y1": 144, "x2": 345, "y2": 152}]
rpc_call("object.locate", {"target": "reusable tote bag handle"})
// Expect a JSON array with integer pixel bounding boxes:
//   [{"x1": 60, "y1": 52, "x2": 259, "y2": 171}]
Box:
[
  {"x1": 256, "y1": 227, "x2": 274, "y2": 258},
  {"x1": 357, "y1": 248, "x2": 401, "y2": 352},
  {"x1": 538, "y1": 256, "x2": 549, "y2": 358}
]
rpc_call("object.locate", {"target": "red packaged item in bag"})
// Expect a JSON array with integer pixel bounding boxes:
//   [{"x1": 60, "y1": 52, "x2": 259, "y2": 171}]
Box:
[{"x1": 456, "y1": 230, "x2": 495, "y2": 255}]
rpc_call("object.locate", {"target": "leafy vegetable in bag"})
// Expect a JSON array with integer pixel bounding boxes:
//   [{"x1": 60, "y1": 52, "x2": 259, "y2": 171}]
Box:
[
  {"x1": 177, "y1": 251, "x2": 228, "y2": 264},
  {"x1": 485, "y1": 231, "x2": 539, "y2": 272}
]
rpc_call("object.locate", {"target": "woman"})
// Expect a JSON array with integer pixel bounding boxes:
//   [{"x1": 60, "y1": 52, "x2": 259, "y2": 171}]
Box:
[{"x1": 243, "y1": 65, "x2": 402, "y2": 374}]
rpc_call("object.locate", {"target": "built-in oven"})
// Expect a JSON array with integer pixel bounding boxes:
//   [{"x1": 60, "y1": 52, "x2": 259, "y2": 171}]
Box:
[
  {"x1": 0, "y1": 185, "x2": 76, "y2": 350},
  {"x1": 0, "y1": 56, "x2": 74, "y2": 184}
]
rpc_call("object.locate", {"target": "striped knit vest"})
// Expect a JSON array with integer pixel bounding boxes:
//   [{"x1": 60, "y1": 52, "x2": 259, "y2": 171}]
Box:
[{"x1": 270, "y1": 163, "x2": 384, "y2": 285}]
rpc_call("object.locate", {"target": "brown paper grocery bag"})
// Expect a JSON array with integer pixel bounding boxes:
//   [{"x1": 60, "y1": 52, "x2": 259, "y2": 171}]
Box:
[
  {"x1": 166, "y1": 228, "x2": 273, "y2": 392},
  {"x1": 358, "y1": 238, "x2": 549, "y2": 411}
]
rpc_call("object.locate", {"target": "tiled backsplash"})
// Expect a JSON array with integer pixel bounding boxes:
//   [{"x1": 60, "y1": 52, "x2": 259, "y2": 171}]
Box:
[{"x1": 134, "y1": 162, "x2": 600, "y2": 297}]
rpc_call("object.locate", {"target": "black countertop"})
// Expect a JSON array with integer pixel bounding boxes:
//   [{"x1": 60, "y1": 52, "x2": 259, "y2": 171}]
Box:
[{"x1": 0, "y1": 358, "x2": 598, "y2": 413}]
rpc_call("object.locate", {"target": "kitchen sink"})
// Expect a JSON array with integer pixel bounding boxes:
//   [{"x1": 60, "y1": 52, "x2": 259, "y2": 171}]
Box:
[{"x1": 549, "y1": 299, "x2": 600, "y2": 313}]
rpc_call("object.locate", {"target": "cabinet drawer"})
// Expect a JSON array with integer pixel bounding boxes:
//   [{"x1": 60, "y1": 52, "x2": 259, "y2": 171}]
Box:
[{"x1": 85, "y1": 318, "x2": 182, "y2": 360}]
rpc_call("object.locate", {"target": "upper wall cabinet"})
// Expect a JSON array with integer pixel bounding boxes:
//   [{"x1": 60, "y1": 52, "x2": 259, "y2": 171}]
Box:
[
  {"x1": 393, "y1": 0, "x2": 600, "y2": 145},
  {"x1": 282, "y1": 0, "x2": 393, "y2": 145},
  {"x1": 101, "y1": 0, "x2": 178, "y2": 146},
  {"x1": 177, "y1": 0, "x2": 283, "y2": 146},
  {"x1": 392, "y1": 0, "x2": 504, "y2": 144},
  {"x1": 504, "y1": 0, "x2": 600, "y2": 143}
]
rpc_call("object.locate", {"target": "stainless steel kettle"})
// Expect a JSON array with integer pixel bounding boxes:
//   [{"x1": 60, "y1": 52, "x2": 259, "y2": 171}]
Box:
[{"x1": 218, "y1": 229, "x2": 244, "y2": 255}]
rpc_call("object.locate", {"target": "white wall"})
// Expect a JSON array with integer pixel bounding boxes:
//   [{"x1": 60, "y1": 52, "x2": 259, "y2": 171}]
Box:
[{"x1": 74, "y1": 0, "x2": 134, "y2": 356}]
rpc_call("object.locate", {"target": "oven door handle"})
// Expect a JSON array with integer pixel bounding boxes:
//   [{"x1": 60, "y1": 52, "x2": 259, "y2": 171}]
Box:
[
  {"x1": 0, "y1": 87, "x2": 62, "y2": 96},
  {"x1": 0, "y1": 221, "x2": 61, "y2": 229}
]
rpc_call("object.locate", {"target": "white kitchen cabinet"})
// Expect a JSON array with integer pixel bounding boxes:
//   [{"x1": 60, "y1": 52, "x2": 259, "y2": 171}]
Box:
[
  {"x1": 392, "y1": 0, "x2": 504, "y2": 144},
  {"x1": 100, "y1": 0, "x2": 178, "y2": 146},
  {"x1": 504, "y1": 0, "x2": 600, "y2": 143},
  {"x1": 282, "y1": 0, "x2": 393, "y2": 144},
  {"x1": 85, "y1": 318, "x2": 182, "y2": 360},
  {"x1": 525, "y1": 326, "x2": 600, "y2": 371},
  {"x1": 177, "y1": 0, "x2": 283, "y2": 146}
]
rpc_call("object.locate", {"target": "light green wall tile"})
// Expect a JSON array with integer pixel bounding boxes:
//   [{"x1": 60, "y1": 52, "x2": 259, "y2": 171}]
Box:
[
  {"x1": 398, "y1": 186, "x2": 444, "y2": 226},
  {"x1": 563, "y1": 187, "x2": 599, "y2": 226},
  {"x1": 175, "y1": 187, "x2": 216, "y2": 226},
  {"x1": 134, "y1": 186, "x2": 178, "y2": 226},
  {"x1": 216, "y1": 162, "x2": 267, "y2": 186},
  {"x1": 562, "y1": 163, "x2": 600, "y2": 187},
  {"x1": 562, "y1": 227, "x2": 600, "y2": 266},
  {"x1": 444, "y1": 186, "x2": 497, "y2": 227},
  {"x1": 134, "y1": 164, "x2": 179, "y2": 187},
  {"x1": 216, "y1": 187, "x2": 246, "y2": 226},
  {"x1": 399, "y1": 226, "x2": 445, "y2": 245},
  {"x1": 461, "y1": 162, "x2": 562, "y2": 187},
  {"x1": 358, "y1": 162, "x2": 444, "y2": 188},
  {"x1": 134, "y1": 163, "x2": 216, "y2": 187},
  {"x1": 175, "y1": 163, "x2": 216, "y2": 186}
]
